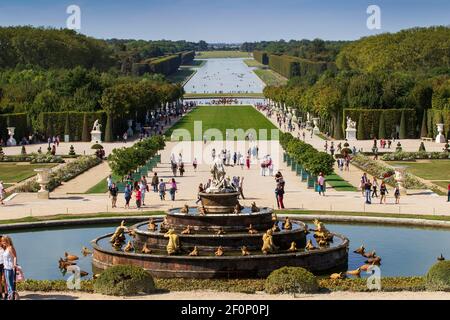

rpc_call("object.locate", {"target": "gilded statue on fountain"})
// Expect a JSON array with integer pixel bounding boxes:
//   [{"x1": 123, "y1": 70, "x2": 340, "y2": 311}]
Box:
[{"x1": 164, "y1": 229, "x2": 180, "y2": 255}]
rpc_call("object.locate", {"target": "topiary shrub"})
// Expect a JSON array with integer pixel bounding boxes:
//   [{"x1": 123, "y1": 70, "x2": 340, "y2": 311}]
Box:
[
  {"x1": 418, "y1": 142, "x2": 426, "y2": 152},
  {"x1": 69, "y1": 145, "x2": 76, "y2": 156},
  {"x1": 91, "y1": 143, "x2": 104, "y2": 150},
  {"x1": 265, "y1": 266, "x2": 319, "y2": 294},
  {"x1": 425, "y1": 260, "x2": 450, "y2": 291},
  {"x1": 94, "y1": 265, "x2": 156, "y2": 296}
]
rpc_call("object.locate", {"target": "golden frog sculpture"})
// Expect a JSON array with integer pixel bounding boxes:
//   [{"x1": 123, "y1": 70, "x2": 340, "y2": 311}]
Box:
[{"x1": 164, "y1": 229, "x2": 180, "y2": 255}]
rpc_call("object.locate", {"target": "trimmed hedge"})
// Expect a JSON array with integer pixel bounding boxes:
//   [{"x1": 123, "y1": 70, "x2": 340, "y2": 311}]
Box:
[
  {"x1": 427, "y1": 109, "x2": 450, "y2": 139},
  {"x1": 94, "y1": 265, "x2": 156, "y2": 296},
  {"x1": 265, "y1": 267, "x2": 319, "y2": 294},
  {"x1": 267, "y1": 54, "x2": 331, "y2": 79},
  {"x1": 425, "y1": 261, "x2": 450, "y2": 291},
  {"x1": 280, "y1": 132, "x2": 335, "y2": 175},
  {"x1": 148, "y1": 54, "x2": 182, "y2": 76},
  {"x1": 181, "y1": 51, "x2": 195, "y2": 65},
  {"x1": 253, "y1": 51, "x2": 269, "y2": 65},
  {"x1": 0, "y1": 113, "x2": 30, "y2": 143},
  {"x1": 343, "y1": 108, "x2": 417, "y2": 140},
  {"x1": 37, "y1": 111, "x2": 106, "y2": 142}
]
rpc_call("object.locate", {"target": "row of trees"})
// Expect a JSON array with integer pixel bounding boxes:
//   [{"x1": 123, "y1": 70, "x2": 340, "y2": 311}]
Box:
[
  {"x1": 0, "y1": 66, "x2": 184, "y2": 140},
  {"x1": 0, "y1": 27, "x2": 115, "y2": 70},
  {"x1": 109, "y1": 135, "x2": 165, "y2": 177},
  {"x1": 263, "y1": 27, "x2": 450, "y2": 139}
]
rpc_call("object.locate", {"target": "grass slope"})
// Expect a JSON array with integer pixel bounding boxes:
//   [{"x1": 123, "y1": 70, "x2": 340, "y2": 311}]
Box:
[
  {"x1": 166, "y1": 105, "x2": 278, "y2": 141},
  {"x1": 387, "y1": 160, "x2": 450, "y2": 181},
  {"x1": 253, "y1": 68, "x2": 288, "y2": 86},
  {"x1": 0, "y1": 163, "x2": 56, "y2": 183}
]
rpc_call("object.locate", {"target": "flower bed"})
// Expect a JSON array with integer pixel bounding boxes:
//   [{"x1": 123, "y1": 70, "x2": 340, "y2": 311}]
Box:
[
  {"x1": 0, "y1": 153, "x2": 64, "y2": 163},
  {"x1": 12, "y1": 155, "x2": 102, "y2": 192},
  {"x1": 381, "y1": 151, "x2": 450, "y2": 161},
  {"x1": 351, "y1": 154, "x2": 427, "y2": 189}
]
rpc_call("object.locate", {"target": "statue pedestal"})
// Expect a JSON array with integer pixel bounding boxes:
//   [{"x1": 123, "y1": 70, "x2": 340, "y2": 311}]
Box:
[
  {"x1": 37, "y1": 190, "x2": 49, "y2": 199},
  {"x1": 64, "y1": 134, "x2": 70, "y2": 143},
  {"x1": 346, "y1": 128, "x2": 357, "y2": 141},
  {"x1": 91, "y1": 130, "x2": 102, "y2": 144}
]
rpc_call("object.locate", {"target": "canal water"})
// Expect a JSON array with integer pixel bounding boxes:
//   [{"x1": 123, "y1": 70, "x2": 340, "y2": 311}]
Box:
[
  {"x1": 3, "y1": 222, "x2": 449, "y2": 280},
  {"x1": 183, "y1": 58, "x2": 265, "y2": 94}
]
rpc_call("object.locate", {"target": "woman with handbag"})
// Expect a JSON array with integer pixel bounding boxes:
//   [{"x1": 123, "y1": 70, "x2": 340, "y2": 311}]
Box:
[{"x1": 1, "y1": 236, "x2": 18, "y2": 300}]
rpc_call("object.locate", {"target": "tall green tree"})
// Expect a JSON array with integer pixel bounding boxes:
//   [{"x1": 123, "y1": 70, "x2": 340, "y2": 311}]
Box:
[
  {"x1": 399, "y1": 110, "x2": 407, "y2": 139},
  {"x1": 420, "y1": 109, "x2": 428, "y2": 138}
]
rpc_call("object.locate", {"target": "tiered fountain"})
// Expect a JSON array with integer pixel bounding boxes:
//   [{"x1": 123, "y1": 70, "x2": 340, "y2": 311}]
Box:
[{"x1": 91, "y1": 158, "x2": 349, "y2": 278}]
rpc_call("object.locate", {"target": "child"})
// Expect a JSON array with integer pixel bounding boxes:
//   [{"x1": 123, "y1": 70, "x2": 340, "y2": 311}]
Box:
[
  {"x1": 158, "y1": 179, "x2": 166, "y2": 200},
  {"x1": 394, "y1": 185, "x2": 400, "y2": 204}
]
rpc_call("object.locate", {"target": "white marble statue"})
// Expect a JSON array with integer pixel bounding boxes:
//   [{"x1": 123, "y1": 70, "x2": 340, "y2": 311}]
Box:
[
  {"x1": 92, "y1": 120, "x2": 101, "y2": 132},
  {"x1": 346, "y1": 117, "x2": 356, "y2": 129}
]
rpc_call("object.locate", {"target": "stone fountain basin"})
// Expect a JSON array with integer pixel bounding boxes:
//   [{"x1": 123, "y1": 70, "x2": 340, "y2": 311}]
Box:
[
  {"x1": 91, "y1": 231, "x2": 349, "y2": 278},
  {"x1": 132, "y1": 220, "x2": 307, "y2": 252},
  {"x1": 198, "y1": 191, "x2": 240, "y2": 213},
  {"x1": 165, "y1": 207, "x2": 274, "y2": 231}
]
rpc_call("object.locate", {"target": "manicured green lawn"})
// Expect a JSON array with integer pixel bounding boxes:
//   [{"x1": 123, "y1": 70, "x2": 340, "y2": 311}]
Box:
[
  {"x1": 85, "y1": 172, "x2": 121, "y2": 194},
  {"x1": 432, "y1": 180, "x2": 450, "y2": 189},
  {"x1": 0, "y1": 163, "x2": 56, "y2": 183},
  {"x1": 244, "y1": 59, "x2": 264, "y2": 68},
  {"x1": 388, "y1": 160, "x2": 450, "y2": 180},
  {"x1": 253, "y1": 69, "x2": 288, "y2": 86},
  {"x1": 325, "y1": 173, "x2": 357, "y2": 191},
  {"x1": 195, "y1": 51, "x2": 251, "y2": 59},
  {"x1": 166, "y1": 105, "x2": 278, "y2": 141}
]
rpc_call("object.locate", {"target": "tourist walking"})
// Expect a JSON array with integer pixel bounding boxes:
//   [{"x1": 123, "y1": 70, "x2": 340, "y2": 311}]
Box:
[
  {"x1": 135, "y1": 187, "x2": 142, "y2": 209},
  {"x1": 139, "y1": 178, "x2": 147, "y2": 206},
  {"x1": 394, "y1": 185, "x2": 401, "y2": 204},
  {"x1": 106, "y1": 175, "x2": 113, "y2": 190},
  {"x1": 372, "y1": 177, "x2": 379, "y2": 198},
  {"x1": 193, "y1": 158, "x2": 198, "y2": 171},
  {"x1": 275, "y1": 184, "x2": 285, "y2": 209},
  {"x1": 0, "y1": 236, "x2": 4, "y2": 299},
  {"x1": 124, "y1": 184, "x2": 132, "y2": 209},
  {"x1": 380, "y1": 181, "x2": 388, "y2": 204},
  {"x1": 171, "y1": 161, "x2": 178, "y2": 176},
  {"x1": 179, "y1": 162, "x2": 185, "y2": 177},
  {"x1": 246, "y1": 155, "x2": 250, "y2": 170},
  {"x1": 364, "y1": 180, "x2": 372, "y2": 204},
  {"x1": 151, "y1": 172, "x2": 159, "y2": 192},
  {"x1": 109, "y1": 183, "x2": 119, "y2": 208},
  {"x1": 317, "y1": 172, "x2": 326, "y2": 196},
  {"x1": 448, "y1": 183, "x2": 450, "y2": 202},
  {"x1": 0, "y1": 181, "x2": 4, "y2": 205},
  {"x1": 233, "y1": 152, "x2": 237, "y2": 166},
  {"x1": 360, "y1": 173, "x2": 368, "y2": 196},
  {"x1": 169, "y1": 178, "x2": 177, "y2": 201},
  {"x1": 1, "y1": 236, "x2": 17, "y2": 300},
  {"x1": 158, "y1": 179, "x2": 166, "y2": 200},
  {"x1": 329, "y1": 142, "x2": 335, "y2": 156}
]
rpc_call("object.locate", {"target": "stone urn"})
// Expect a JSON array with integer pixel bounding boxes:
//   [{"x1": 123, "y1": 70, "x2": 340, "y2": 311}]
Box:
[
  {"x1": 35, "y1": 168, "x2": 51, "y2": 199},
  {"x1": 393, "y1": 166, "x2": 407, "y2": 196},
  {"x1": 435, "y1": 123, "x2": 446, "y2": 143}
]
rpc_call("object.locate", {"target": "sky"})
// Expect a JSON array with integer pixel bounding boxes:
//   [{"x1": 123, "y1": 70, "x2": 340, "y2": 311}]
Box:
[{"x1": 0, "y1": 0, "x2": 449, "y2": 42}]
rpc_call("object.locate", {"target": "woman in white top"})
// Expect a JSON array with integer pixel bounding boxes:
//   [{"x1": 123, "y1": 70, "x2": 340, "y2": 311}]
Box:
[
  {"x1": 0, "y1": 236, "x2": 4, "y2": 299},
  {"x1": 1, "y1": 236, "x2": 17, "y2": 300}
]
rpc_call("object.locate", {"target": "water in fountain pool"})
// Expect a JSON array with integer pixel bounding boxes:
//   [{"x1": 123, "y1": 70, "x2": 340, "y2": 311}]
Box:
[{"x1": 3, "y1": 222, "x2": 449, "y2": 280}]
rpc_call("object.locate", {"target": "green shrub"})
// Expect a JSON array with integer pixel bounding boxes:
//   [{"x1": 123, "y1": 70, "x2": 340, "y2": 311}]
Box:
[
  {"x1": 426, "y1": 261, "x2": 450, "y2": 291},
  {"x1": 265, "y1": 267, "x2": 319, "y2": 294},
  {"x1": 399, "y1": 110, "x2": 407, "y2": 139},
  {"x1": 94, "y1": 265, "x2": 156, "y2": 296},
  {"x1": 418, "y1": 142, "x2": 426, "y2": 152},
  {"x1": 91, "y1": 143, "x2": 104, "y2": 150}
]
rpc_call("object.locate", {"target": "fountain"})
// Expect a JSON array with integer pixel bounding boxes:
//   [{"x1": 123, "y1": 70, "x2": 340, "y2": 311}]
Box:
[
  {"x1": 6, "y1": 127, "x2": 17, "y2": 146},
  {"x1": 91, "y1": 162, "x2": 349, "y2": 278}
]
